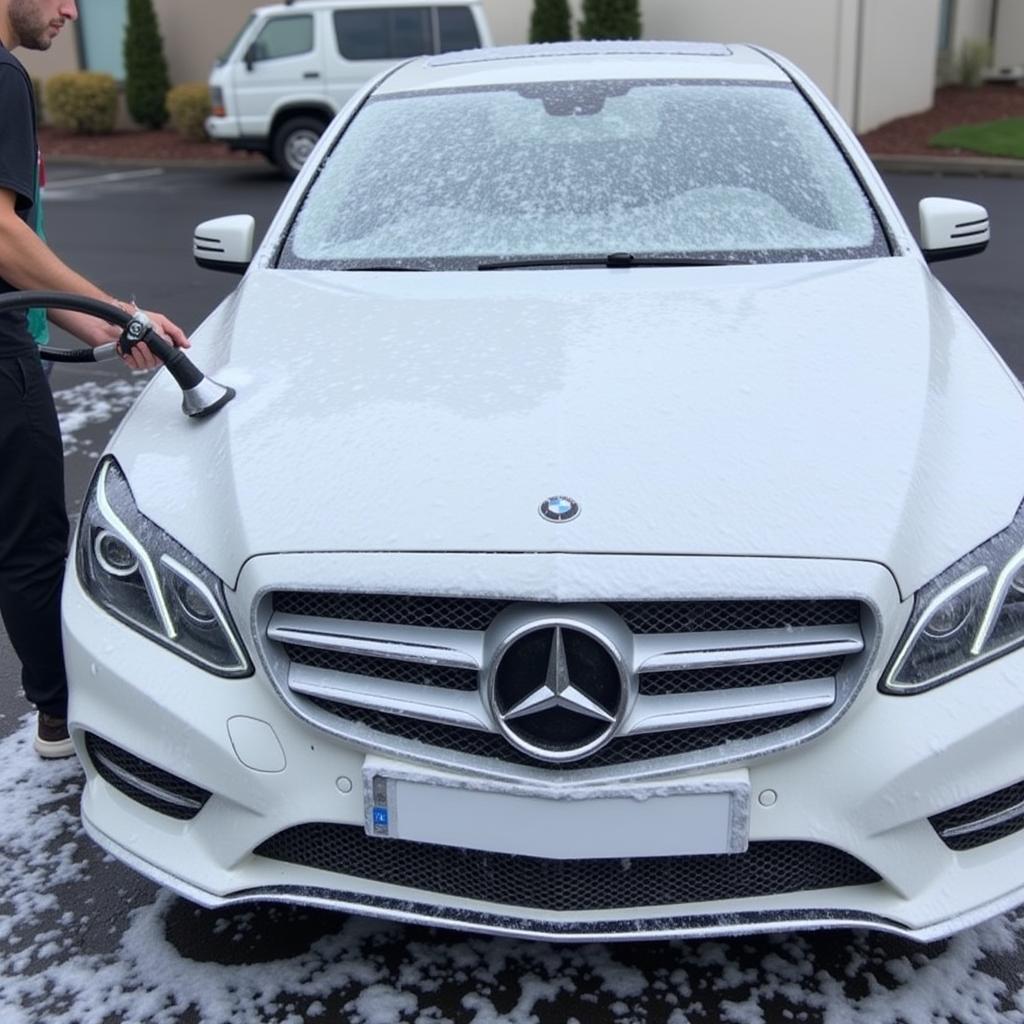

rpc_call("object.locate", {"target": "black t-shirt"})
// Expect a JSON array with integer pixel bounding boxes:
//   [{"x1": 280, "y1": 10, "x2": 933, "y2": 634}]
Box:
[{"x1": 0, "y1": 44, "x2": 38, "y2": 355}]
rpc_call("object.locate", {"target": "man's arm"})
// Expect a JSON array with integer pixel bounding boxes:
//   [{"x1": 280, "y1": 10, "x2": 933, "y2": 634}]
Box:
[{"x1": 0, "y1": 186, "x2": 190, "y2": 369}]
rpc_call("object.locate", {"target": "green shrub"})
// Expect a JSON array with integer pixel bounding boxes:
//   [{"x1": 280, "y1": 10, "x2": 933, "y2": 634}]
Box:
[
  {"x1": 579, "y1": 0, "x2": 641, "y2": 40},
  {"x1": 957, "y1": 38, "x2": 993, "y2": 88},
  {"x1": 31, "y1": 76, "x2": 45, "y2": 124},
  {"x1": 45, "y1": 72, "x2": 118, "y2": 134},
  {"x1": 167, "y1": 83, "x2": 211, "y2": 142},
  {"x1": 124, "y1": 0, "x2": 170, "y2": 128},
  {"x1": 530, "y1": 0, "x2": 571, "y2": 43}
]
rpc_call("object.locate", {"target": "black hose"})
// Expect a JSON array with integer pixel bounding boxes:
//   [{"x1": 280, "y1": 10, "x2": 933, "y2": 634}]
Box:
[
  {"x1": 0, "y1": 291, "x2": 131, "y2": 362},
  {"x1": 0, "y1": 290, "x2": 235, "y2": 417},
  {"x1": 40, "y1": 345, "x2": 112, "y2": 363}
]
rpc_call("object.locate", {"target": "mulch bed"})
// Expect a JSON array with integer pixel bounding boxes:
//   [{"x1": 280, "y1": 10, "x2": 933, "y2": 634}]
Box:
[
  {"x1": 859, "y1": 83, "x2": 1024, "y2": 155},
  {"x1": 38, "y1": 125, "x2": 263, "y2": 163},
  {"x1": 36, "y1": 84, "x2": 1024, "y2": 163}
]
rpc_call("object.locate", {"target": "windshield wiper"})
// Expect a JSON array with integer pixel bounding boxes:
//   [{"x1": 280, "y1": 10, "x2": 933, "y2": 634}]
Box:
[{"x1": 478, "y1": 252, "x2": 747, "y2": 271}]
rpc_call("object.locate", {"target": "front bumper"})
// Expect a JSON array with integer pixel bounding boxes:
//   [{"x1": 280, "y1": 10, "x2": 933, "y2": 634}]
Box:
[
  {"x1": 205, "y1": 115, "x2": 241, "y2": 141},
  {"x1": 64, "y1": 552, "x2": 1024, "y2": 942}
]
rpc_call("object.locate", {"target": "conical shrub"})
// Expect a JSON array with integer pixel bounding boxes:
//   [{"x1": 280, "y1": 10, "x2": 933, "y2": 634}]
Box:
[
  {"x1": 530, "y1": 0, "x2": 572, "y2": 44},
  {"x1": 124, "y1": 0, "x2": 170, "y2": 129},
  {"x1": 579, "y1": 0, "x2": 642, "y2": 40}
]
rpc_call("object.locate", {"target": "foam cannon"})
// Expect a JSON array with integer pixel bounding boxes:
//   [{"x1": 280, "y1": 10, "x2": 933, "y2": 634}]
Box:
[{"x1": 0, "y1": 290, "x2": 234, "y2": 418}]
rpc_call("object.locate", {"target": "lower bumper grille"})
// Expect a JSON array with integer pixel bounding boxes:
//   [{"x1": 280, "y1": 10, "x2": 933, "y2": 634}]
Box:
[
  {"x1": 85, "y1": 733, "x2": 211, "y2": 821},
  {"x1": 930, "y1": 779, "x2": 1024, "y2": 851},
  {"x1": 254, "y1": 825, "x2": 880, "y2": 911}
]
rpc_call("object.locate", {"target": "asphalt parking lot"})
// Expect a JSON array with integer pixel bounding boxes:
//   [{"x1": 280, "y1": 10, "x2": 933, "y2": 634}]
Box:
[{"x1": 0, "y1": 164, "x2": 1021, "y2": 1024}]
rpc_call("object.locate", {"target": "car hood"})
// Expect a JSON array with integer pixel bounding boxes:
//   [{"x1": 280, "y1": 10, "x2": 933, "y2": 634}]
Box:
[{"x1": 113, "y1": 259, "x2": 1024, "y2": 597}]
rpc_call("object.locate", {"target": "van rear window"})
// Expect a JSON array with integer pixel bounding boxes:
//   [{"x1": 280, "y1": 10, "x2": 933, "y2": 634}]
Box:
[
  {"x1": 334, "y1": 7, "x2": 478, "y2": 60},
  {"x1": 334, "y1": 8, "x2": 432, "y2": 60},
  {"x1": 438, "y1": 8, "x2": 479, "y2": 51}
]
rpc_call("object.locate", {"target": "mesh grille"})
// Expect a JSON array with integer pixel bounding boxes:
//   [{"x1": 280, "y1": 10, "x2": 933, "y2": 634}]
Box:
[
  {"x1": 609, "y1": 599, "x2": 860, "y2": 634},
  {"x1": 284, "y1": 644, "x2": 479, "y2": 692},
  {"x1": 85, "y1": 733, "x2": 211, "y2": 821},
  {"x1": 930, "y1": 779, "x2": 1024, "y2": 851},
  {"x1": 310, "y1": 698, "x2": 814, "y2": 769},
  {"x1": 274, "y1": 592, "x2": 509, "y2": 632},
  {"x1": 254, "y1": 825, "x2": 881, "y2": 911},
  {"x1": 639, "y1": 656, "x2": 844, "y2": 697},
  {"x1": 274, "y1": 593, "x2": 861, "y2": 636}
]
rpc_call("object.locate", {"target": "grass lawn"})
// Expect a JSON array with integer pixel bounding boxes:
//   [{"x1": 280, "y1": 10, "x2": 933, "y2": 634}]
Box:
[{"x1": 930, "y1": 117, "x2": 1024, "y2": 157}]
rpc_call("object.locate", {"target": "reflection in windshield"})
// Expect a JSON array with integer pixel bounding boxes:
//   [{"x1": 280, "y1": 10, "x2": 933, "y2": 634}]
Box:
[{"x1": 283, "y1": 80, "x2": 887, "y2": 269}]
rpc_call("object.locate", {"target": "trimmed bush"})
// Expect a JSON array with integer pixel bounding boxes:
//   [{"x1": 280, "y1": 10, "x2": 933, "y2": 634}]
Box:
[
  {"x1": 579, "y1": 0, "x2": 641, "y2": 40},
  {"x1": 124, "y1": 0, "x2": 170, "y2": 129},
  {"x1": 530, "y1": 0, "x2": 571, "y2": 43},
  {"x1": 957, "y1": 38, "x2": 993, "y2": 88},
  {"x1": 31, "y1": 76, "x2": 44, "y2": 124},
  {"x1": 167, "y1": 83, "x2": 211, "y2": 142},
  {"x1": 45, "y1": 72, "x2": 118, "y2": 134}
]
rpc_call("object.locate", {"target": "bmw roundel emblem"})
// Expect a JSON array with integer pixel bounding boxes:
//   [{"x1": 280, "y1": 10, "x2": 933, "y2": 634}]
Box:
[{"x1": 539, "y1": 496, "x2": 580, "y2": 523}]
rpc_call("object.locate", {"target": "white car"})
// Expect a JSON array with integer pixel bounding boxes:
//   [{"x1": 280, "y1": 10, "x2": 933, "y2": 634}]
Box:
[
  {"x1": 206, "y1": 0, "x2": 492, "y2": 176},
  {"x1": 66, "y1": 41, "x2": 1024, "y2": 943}
]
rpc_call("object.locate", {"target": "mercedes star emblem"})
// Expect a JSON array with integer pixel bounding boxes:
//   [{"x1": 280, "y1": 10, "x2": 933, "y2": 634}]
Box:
[{"x1": 489, "y1": 622, "x2": 626, "y2": 762}]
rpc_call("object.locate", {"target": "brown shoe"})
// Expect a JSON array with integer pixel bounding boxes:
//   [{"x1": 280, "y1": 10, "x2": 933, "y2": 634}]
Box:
[{"x1": 34, "y1": 713, "x2": 75, "y2": 759}]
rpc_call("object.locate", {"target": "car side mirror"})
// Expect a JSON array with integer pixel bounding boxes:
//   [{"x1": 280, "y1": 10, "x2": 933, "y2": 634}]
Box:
[
  {"x1": 919, "y1": 198, "x2": 990, "y2": 263},
  {"x1": 193, "y1": 215, "x2": 256, "y2": 275},
  {"x1": 244, "y1": 43, "x2": 257, "y2": 71}
]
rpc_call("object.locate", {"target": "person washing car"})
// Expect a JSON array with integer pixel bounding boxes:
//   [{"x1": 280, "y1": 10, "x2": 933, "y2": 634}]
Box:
[{"x1": 0, "y1": 0, "x2": 190, "y2": 758}]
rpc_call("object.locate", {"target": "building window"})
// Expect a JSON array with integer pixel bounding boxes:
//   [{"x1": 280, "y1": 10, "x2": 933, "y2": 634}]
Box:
[
  {"x1": 939, "y1": 0, "x2": 956, "y2": 52},
  {"x1": 77, "y1": 0, "x2": 128, "y2": 79}
]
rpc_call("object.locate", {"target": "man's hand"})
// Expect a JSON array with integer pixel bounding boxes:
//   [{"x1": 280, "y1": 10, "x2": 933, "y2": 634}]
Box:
[{"x1": 118, "y1": 309, "x2": 191, "y2": 371}]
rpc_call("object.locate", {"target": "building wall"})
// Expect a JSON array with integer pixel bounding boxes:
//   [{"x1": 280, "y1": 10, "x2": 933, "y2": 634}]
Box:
[
  {"x1": 858, "y1": 0, "x2": 940, "y2": 131},
  {"x1": 994, "y1": 0, "x2": 1024, "y2": 66},
  {"x1": 639, "y1": 0, "x2": 940, "y2": 132},
  {"x1": 642, "y1": 0, "x2": 849, "y2": 113},
  {"x1": 21, "y1": 0, "x2": 943, "y2": 134},
  {"x1": 951, "y1": 0, "x2": 995, "y2": 50},
  {"x1": 153, "y1": 0, "x2": 257, "y2": 84}
]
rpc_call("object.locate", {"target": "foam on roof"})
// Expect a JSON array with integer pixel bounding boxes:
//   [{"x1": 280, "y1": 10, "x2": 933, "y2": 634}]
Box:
[{"x1": 427, "y1": 40, "x2": 733, "y2": 67}]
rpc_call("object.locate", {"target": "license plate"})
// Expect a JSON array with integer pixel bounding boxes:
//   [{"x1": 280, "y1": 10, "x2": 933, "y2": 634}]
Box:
[{"x1": 363, "y1": 762, "x2": 749, "y2": 859}]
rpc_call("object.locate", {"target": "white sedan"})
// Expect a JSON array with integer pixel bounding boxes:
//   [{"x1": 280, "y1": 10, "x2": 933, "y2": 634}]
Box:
[{"x1": 64, "y1": 40, "x2": 1024, "y2": 942}]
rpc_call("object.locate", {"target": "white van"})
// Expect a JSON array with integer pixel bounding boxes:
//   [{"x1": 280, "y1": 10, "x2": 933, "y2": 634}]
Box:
[{"x1": 206, "y1": 0, "x2": 492, "y2": 176}]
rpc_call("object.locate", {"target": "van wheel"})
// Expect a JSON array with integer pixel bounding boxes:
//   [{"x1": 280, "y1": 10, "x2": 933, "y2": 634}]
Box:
[{"x1": 271, "y1": 117, "x2": 325, "y2": 178}]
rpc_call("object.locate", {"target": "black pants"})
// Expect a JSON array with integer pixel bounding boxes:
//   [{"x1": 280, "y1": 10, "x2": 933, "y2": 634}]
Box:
[{"x1": 0, "y1": 350, "x2": 69, "y2": 718}]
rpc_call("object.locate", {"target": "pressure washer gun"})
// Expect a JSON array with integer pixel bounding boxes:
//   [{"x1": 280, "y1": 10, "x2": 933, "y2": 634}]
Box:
[{"x1": 0, "y1": 290, "x2": 234, "y2": 418}]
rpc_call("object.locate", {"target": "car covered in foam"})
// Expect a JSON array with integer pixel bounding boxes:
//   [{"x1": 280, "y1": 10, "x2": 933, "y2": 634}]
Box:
[{"x1": 65, "y1": 40, "x2": 1024, "y2": 942}]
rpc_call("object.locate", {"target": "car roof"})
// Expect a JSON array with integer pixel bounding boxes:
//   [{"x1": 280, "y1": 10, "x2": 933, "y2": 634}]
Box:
[
  {"x1": 255, "y1": 0, "x2": 480, "y2": 14},
  {"x1": 378, "y1": 41, "x2": 790, "y2": 94}
]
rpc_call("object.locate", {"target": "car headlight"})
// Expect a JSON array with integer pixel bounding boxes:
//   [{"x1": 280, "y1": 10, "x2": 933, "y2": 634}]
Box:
[
  {"x1": 882, "y1": 499, "x2": 1024, "y2": 694},
  {"x1": 76, "y1": 458, "x2": 251, "y2": 677}
]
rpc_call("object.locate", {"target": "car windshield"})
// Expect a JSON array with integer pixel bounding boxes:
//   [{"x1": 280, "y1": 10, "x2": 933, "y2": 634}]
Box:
[{"x1": 280, "y1": 79, "x2": 889, "y2": 270}]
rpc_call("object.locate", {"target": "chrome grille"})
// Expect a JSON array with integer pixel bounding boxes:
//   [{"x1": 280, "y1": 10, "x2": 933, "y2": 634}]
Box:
[
  {"x1": 310, "y1": 697, "x2": 817, "y2": 768},
  {"x1": 284, "y1": 644, "x2": 479, "y2": 691},
  {"x1": 263, "y1": 592, "x2": 867, "y2": 774},
  {"x1": 638, "y1": 655, "x2": 844, "y2": 697}
]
